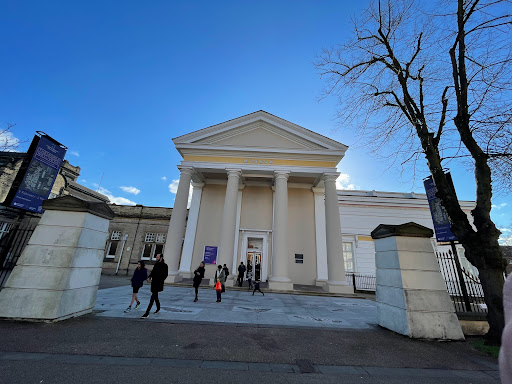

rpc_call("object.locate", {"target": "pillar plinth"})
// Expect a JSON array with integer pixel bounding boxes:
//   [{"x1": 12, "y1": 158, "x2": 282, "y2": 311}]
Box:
[
  {"x1": 269, "y1": 171, "x2": 293, "y2": 291},
  {"x1": 323, "y1": 173, "x2": 353, "y2": 294},
  {"x1": 164, "y1": 167, "x2": 194, "y2": 283}
]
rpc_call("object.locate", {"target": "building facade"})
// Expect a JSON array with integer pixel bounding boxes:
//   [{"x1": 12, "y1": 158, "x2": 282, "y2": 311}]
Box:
[{"x1": 102, "y1": 111, "x2": 477, "y2": 290}]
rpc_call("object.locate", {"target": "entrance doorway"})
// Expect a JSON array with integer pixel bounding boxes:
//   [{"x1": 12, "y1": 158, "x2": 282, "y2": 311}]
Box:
[
  {"x1": 240, "y1": 231, "x2": 269, "y2": 282},
  {"x1": 246, "y1": 237, "x2": 263, "y2": 281}
]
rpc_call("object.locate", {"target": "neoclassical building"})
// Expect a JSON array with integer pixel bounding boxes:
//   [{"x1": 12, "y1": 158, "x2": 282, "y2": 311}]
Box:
[
  {"x1": 163, "y1": 111, "x2": 357, "y2": 293},
  {"x1": 102, "y1": 111, "x2": 476, "y2": 289}
]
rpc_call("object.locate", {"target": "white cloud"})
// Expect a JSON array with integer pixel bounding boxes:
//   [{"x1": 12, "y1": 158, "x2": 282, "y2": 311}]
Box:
[
  {"x1": 120, "y1": 186, "x2": 140, "y2": 195},
  {"x1": 168, "y1": 180, "x2": 179, "y2": 194},
  {"x1": 79, "y1": 179, "x2": 86, "y2": 183},
  {"x1": 169, "y1": 179, "x2": 193, "y2": 208},
  {"x1": 491, "y1": 203, "x2": 508, "y2": 210},
  {"x1": 161, "y1": 176, "x2": 167, "y2": 181},
  {"x1": 96, "y1": 186, "x2": 137, "y2": 206},
  {"x1": 0, "y1": 131, "x2": 20, "y2": 151},
  {"x1": 69, "y1": 151, "x2": 79, "y2": 157},
  {"x1": 336, "y1": 173, "x2": 359, "y2": 190}
]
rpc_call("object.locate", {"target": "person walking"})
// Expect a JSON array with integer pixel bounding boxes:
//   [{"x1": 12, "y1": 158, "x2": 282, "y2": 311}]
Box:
[
  {"x1": 141, "y1": 254, "x2": 168, "y2": 318},
  {"x1": 222, "y1": 264, "x2": 229, "y2": 282},
  {"x1": 193, "y1": 261, "x2": 205, "y2": 302},
  {"x1": 252, "y1": 279, "x2": 264, "y2": 296},
  {"x1": 237, "y1": 262, "x2": 246, "y2": 287},
  {"x1": 246, "y1": 269, "x2": 253, "y2": 290},
  {"x1": 125, "y1": 260, "x2": 147, "y2": 312},
  {"x1": 214, "y1": 265, "x2": 225, "y2": 302}
]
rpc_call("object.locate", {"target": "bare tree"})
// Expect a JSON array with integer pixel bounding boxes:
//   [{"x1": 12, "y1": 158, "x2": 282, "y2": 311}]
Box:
[
  {"x1": 0, "y1": 123, "x2": 22, "y2": 152},
  {"x1": 317, "y1": 0, "x2": 512, "y2": 342}
]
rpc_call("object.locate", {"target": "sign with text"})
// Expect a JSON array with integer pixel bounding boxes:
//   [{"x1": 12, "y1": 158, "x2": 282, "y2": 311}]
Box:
[
  {"x1": 10, "y1": 135, "x2": 66, "y2": 213},
  {"x1": 203, "y1": 246, "x2": 218, "y2": 264},
  {"x1": 423, "y1": 176, "x2": 457, "y2": 242}
]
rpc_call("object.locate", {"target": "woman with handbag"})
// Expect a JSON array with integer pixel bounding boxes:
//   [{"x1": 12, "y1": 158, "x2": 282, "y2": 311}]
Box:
[{"x1": 214, "y1": 264, "x2": 225, "y2": 302}]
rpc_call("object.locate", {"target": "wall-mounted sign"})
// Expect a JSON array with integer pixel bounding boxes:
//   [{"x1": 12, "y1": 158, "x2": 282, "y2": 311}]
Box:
[
  {"x1": 9, "y1": 134, "x2": 67, "y2": 213},
  {"x1": 423, "y1": 176, "x2": 457, "y2": 242},
  {"x1": 203, "y1": 246, "x2": 218, "y2": 264}
]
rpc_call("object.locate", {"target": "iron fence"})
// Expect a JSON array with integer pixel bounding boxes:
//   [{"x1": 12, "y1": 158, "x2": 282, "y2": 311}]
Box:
[
  {"x1": 0, "y1": 220, "x2": 36, "y2": 289},
  {"x1": 435, "y1": 249, "x2": 487, "y2": 314},
  {"x1": 346, "y1": 272, "x2": 376, "y2": 292}
]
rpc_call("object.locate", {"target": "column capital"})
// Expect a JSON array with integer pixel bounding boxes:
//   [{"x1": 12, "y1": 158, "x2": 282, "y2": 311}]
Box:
[
  {"x1": 322, "y1": 172, "x2": 340, "y2": 183},
  {"x1": 311, "y1": 187, "x2": 325, "y2": 194},
  {"x1": 191, "y1": 182, "x2": 205, "y2": 189},
  {"x1": 177, "y1": 166, "x2": 195, "y2": 176},
  {"x1": 226, "y1": 168, "x2": 242, "y2": 178},
  {"x1": 274, "y1": 170, "x2": 290, "y2": 180}
]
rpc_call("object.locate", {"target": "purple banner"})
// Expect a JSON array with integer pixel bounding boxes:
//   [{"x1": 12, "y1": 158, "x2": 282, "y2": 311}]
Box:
[
  {"x1": 10, "y1": 135, "x2": 66, "y2": 213},
  {"x1": 423, "y1": 176, "x2": 457, "y2": 242},
  {"x1": 203, "y1": 246, "x2": 218, "y2": 264}
]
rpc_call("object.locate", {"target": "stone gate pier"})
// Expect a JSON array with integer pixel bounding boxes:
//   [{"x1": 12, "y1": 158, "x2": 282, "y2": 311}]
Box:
[{"x1": 0, "y1": 196, "x2": 114, "y2": 321}]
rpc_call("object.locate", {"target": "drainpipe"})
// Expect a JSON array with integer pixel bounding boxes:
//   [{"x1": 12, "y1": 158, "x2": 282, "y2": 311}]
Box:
[{"x1": 115, "y1": 234, "x2": 129, "y2": 275}]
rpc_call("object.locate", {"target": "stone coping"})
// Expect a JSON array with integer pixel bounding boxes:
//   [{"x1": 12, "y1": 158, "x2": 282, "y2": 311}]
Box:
[
  {"x1": 42, "y1": 195, "x2": 114, "y2": 220},
  {"x1": 371, "y1": 222, "x2": 434, "y2": 239}
]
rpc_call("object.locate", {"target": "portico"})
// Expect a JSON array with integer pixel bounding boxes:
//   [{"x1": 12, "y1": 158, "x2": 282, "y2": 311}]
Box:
[{"x1": 166, "y1": 111, "x2": 353, "y2": 294}]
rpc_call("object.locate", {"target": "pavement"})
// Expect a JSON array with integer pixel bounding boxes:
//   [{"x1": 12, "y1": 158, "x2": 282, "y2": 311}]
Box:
[{"x1": 0, "y1": 275, "x2": 501, "y2": 383}]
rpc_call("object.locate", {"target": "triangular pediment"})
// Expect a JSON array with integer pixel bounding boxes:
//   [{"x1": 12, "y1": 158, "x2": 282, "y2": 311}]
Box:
[
  {"x1": 194, "y1": 121, "x2": 324, "y2": 150},
  {"x1": 173, "y1": 111, "x2": 348, "y2": 153}
]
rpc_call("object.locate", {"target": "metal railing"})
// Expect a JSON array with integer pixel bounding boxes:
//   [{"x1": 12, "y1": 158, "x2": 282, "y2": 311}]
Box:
[
  {"x1": 435, "y1": 249, "x2": 487, "y2": 314},
  {"x1": 346, "y1": 272, "x2": 376, "y2": 292},
  {"x1": 0, "y1": 220, "x2": 36, "y2": 290}
]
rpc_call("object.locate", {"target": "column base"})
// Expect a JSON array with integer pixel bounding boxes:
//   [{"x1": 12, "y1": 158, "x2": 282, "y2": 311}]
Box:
[
  {"x1": 268, "y1": 280, "x2": 294, "y2": 291},
  {"x1": 165, "y1": 273, "x2": 183, "y2": 284},
  {"x1": 323, "y1": 282, "x2": 354, "y2": 294},
  {"x1": 315, "y1": 279, "x2": 327, "y2": 287},
  {"x1": 179, "y1": 271, "x2": 193, "y2": 279}
]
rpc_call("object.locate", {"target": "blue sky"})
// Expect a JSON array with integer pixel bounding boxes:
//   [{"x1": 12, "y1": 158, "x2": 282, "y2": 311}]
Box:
[{"x1": 0, "y1": 1, "x2": 510, "y2": 244}]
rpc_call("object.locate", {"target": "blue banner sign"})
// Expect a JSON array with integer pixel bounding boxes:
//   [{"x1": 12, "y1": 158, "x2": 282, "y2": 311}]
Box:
[
  {"x1": 423, "y1": 176, "x2": 457, "y2": 242},
  {"x1": 10, "y1": 135, "x2": 66, "y2": 213},
  {"x1": 203, "y1": 246, "x2": 218, "y2": 264}
]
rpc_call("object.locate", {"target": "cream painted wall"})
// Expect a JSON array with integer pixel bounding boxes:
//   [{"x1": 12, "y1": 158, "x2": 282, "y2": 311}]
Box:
[
  {"x1": 240, "y1": 186, "x2": 273, "y2": 230},
  {"x1": 288, "y1": 188, "x2": 317, "y2": 285},
  {"x1": 236, "y1": 186, "x2": 273, "y2": 276},
  {"x1": 191, "y1": 184, "x2": 226, "y2": 280}
]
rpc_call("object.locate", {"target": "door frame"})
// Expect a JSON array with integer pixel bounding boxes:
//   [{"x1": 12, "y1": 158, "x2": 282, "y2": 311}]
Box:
[{"x1": 239, "y1": 230, "x2": 269, "y2": 282}]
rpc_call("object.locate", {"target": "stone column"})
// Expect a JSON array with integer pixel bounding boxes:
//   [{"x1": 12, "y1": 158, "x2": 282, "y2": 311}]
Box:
[
  {"x1": 164, "y1": 166, "x2": 193, "y2": 283},
  {"x1": 269, "y1": 171, "x2": 293, "y2": 291},
  {"x1": 323, "y1": 173, "x2": 353, "y2": 293},
  {"x1": 312, "y1": 187, "x2": 328, "y2": 286},
  {"x1": 178, "y1": 182, "x2": 204, "y2": 278},
  {"x1": 217, "y1": 169, "x2": 242, "y2": 279},
  {"x1": 0, "y1": 196, "x2": 114, "y2": 321},
  {"x1": 372, "y1": 222, "x2": 464, "y2": 340}
]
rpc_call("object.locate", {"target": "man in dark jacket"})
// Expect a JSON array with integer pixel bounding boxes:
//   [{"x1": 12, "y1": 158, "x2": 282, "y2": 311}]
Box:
[
  {"x1": 237, "y1": 262, "x2": 246, "y2": 287},
  {"x1": 141, "y1": 254, "x2": 168, "y2": 318},
  {"x1": 193, "y1": 261, "x2": 205, "y2": 302}
]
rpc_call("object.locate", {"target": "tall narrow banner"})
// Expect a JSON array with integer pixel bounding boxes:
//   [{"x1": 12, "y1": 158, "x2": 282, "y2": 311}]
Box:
[
  {"x1": 203, "y1": 246, "x2": 218, "y2": 264},
  {"x1": 423, "y1": 176, "x2": 457, "y2": 242},
  {"x1": 10, "y1": 135, "x2": 67, "y2": 213}
]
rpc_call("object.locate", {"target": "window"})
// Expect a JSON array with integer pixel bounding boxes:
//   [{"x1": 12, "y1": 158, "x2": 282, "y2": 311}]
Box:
[
  {"x1": 295, "y1": 254, "x2": 304, "y2": 264},
  {"x1": 145, "y1": 232, "x2": 155, "y2": 242},
  {"x1": 105, "y1": 231, "x2": 122, "y2": 259},
  {"x1": 141, "y1": 232, "x2": 166, "y2": 260},
  {"x1": 0, "y1": 222, "x2": 13, "y2": 241},
  {"x1": 343, "y1": 242, "x2": 354, "y2": 272}
]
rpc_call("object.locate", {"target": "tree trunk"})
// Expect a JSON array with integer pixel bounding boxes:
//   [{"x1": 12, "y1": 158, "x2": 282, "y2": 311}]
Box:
[{"x1": 479, "y1": 267, "x2": 505, "y2": 343}]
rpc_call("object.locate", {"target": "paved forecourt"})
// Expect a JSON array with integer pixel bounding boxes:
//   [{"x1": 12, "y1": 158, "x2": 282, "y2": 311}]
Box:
[{"x1": 94, "y1": 283, "x2": 377, "y2": 330}]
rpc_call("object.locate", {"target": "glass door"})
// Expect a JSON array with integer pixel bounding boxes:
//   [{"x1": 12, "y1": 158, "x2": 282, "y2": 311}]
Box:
[{"x1": 246, "y1": 237, "x2": 263, "y2": 281}]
